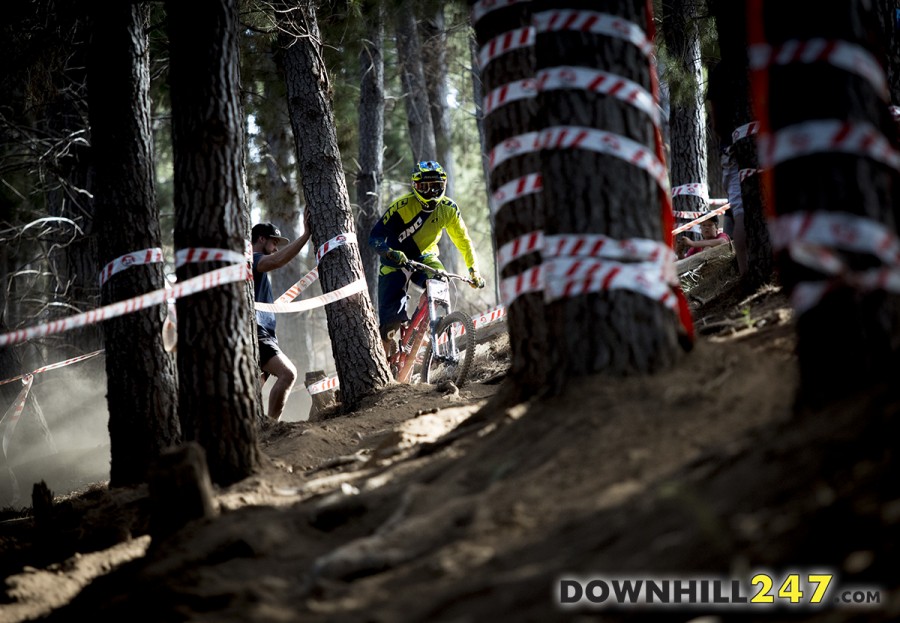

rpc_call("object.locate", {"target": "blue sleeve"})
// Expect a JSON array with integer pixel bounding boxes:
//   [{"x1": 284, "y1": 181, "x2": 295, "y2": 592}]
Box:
[{"x1": 369, "y1": 219, "x2": 390, "y2": 257}]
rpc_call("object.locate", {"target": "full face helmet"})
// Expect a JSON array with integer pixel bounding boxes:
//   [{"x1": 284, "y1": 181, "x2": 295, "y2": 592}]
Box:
[{"x1": 411, "y1": 160, "x2": 447, "y2": 211}]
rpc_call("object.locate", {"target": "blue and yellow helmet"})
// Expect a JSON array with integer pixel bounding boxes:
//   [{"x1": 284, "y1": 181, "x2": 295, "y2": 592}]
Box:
[{"x1": 411, "y1": 160, "x2": 447, "y2": 211}]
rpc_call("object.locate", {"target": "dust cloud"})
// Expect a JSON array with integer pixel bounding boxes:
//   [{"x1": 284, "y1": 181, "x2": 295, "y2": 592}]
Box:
[{"x1": 0, "y1": 358, "x2": 111, "y2": 509}]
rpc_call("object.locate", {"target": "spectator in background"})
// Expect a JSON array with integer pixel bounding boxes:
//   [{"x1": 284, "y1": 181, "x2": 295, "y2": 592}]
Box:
[
  {"x1": 679, "y1": 215, "x2": 731, "y2": 259},
  {"x1": 706, "y1": 59, "x2": 748, "y2": 275},
  {"x1": 251, "y1": 217, "x2": 311, "y2": 421}
]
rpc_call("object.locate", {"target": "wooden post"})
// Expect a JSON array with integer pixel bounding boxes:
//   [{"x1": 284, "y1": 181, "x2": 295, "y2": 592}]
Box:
[{"x1": 306, "y1": 370, "x2": 337, "y2": 422}]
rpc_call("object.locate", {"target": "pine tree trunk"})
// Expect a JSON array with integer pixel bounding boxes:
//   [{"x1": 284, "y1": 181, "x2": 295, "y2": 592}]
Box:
[
  {"x1": 537, "y1": 0, "x2": 681, "y2": 381},
  {"x1": 88, "y1": 2, "x2": 180, "y2": 487},
  {"x1": 394, "y1": 1, "x2": 438, "y2": 162},
  {"x1": 356, "y1": 0, "x2": 386, "y2": 308},
  {"x1": 874, "y1": 0, "x2": 900, "y2": 102},
  {"x1": 257, "y1": 44, "x2": 311, "y2": 380},
  {"x1": 419, "y1": 3, "x2": 460, "y2": 275},
  {"x1": 470, "y1": 1, "x2": 549, "y2": 395},
  {"x1": 711, "y1": 0, "x2": 774, "y2": 290},
  {"x1": 167, "y1": 0, "x2": 262, "y2": 485},
  {"x1": 749, "y1": 0, "x2": 900, "y2": 405},
  {"x1": 278, "y1": 0, "x2": 392, "y2": 410},
  {"x1": 663, "y1": 0, "x2": 708, "y2": 215}
]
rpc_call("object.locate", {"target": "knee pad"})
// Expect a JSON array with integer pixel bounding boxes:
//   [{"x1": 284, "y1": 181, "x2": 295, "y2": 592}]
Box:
[{"x1": 380, "y1": 321, "x2": 403, "y2": 341}]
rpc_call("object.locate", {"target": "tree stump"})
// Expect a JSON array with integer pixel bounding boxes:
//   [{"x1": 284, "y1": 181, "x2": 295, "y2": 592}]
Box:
[
  {"x1": 306, "y1": 370, "x2": 338, "y2": 422},
  {"x1": 147, "y1": 442, "x2": 216, "y2": 541}
]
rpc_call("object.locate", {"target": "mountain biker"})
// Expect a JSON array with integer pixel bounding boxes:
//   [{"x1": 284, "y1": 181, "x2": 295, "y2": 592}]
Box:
[{"x1": 369, "y1": 160, "x2": 485, "y2": 356}]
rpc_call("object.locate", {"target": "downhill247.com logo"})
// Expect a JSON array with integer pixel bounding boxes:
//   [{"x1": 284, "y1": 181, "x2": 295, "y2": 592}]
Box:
[{"x1": 557, "y1": 573, "x2": 881, "y2": 610}]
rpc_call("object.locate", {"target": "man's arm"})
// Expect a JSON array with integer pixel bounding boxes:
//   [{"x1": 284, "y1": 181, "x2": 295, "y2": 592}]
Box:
[
  {"x1": 684, "y1": 235, "x2": 729, "y2": 250},
  {"x1": 443, "y1": 202, "x2": 478, "y2": 270},
  {"x1": 256, "y1": 216, "x2": 312, "y2": 273}
]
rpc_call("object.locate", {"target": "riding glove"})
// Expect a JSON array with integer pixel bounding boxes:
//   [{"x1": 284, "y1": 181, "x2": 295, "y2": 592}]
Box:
[
  {"x1": 386, "y1": 249, "x2": 408, "y2": 265},
  {"x1": 468, "y1": 267, "x2": 485, "y2": 289}
]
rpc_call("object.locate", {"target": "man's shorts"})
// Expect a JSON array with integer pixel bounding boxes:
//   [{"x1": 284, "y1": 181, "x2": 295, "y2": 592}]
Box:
[
  {"x1": 257, "y1": 326, "x2": 282, "y2": 367},
  {"x1": 377, "y1": 255, "x2": 445, "y2": 337}
]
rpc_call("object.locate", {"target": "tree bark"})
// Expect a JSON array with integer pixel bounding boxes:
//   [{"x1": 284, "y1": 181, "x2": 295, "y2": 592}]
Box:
[
  {"x1": 470, "y1": 0, "x2": 549, "y2": 396},
  {"x1": 537, "y1": 0, "x2": 682, "y2": 383},
  {"x1": 663, "y1": 0, "x2": 709, "y2": 215},
  {"x1": 167, "y1": 0, "x2": 262, "y2": 485},
  {"x1": 277, "y1": 0, "x2": 392, "y2": 410},
  {"x1": 749, "y1": 0, "x2": 900, "y2": 406},
  {"x1": 255, "y1": 42, "x2": 311, "y2": 380},
  {"x1": 394, "y1": 1, "x2": 438, "y2": 162},
  {"x1": 419, "y1": 2, "x2": 460, "y2": 275},
  {"x1": 874, "y1": 0, "x2": 900, "y2": 102},
  {"x1": 88, "y1": 1, "x2": 180, "y2": 487},
  {"x1": 710, "y1": 0, "x2": 774, "y2": 291},
  {"x1": 356, "y1": 0, "x2": 386, "y2": 308}
]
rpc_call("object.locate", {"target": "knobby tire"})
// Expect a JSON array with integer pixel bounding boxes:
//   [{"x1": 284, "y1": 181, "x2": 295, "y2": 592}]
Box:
[{"x1": 422, "y1": 310, "x2": 476, "y2": 387}]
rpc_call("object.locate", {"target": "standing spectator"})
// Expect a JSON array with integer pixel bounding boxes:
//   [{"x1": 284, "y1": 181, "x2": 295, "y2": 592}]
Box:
[
  {"x1": 707, "y1": 59, "x2": 748, "y2": 275},
  {"x1": 251, "y1": 216, "x2": 311, "y2": 421}
]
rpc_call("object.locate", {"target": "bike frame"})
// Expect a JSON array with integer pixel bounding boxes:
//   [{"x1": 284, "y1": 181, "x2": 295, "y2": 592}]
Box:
[{"x1": 389, "y1": 262, "x2": 466, "y2": 383}]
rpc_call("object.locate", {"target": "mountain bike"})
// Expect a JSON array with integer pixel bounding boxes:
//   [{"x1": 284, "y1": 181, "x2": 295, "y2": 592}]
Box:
[{"x1": 388, "y1": 259, "x2": 477, "y2": 387}]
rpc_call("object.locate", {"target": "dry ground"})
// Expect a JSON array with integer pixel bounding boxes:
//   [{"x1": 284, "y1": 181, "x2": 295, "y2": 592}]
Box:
[{"x1": 1, "y1": 285, "x2": 899, "y2": 623}]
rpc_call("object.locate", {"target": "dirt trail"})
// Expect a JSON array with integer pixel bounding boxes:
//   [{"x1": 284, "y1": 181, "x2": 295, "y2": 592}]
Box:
[{"x1": 2, "y1": 288, "x2": 899, "y2": 622}]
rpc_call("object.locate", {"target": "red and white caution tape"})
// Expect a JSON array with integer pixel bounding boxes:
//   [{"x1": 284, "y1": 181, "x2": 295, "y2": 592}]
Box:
[
  {"x1": 490, "y1": 173, "x2": 543, "y2": 217},
  {"x1": 758, "y1": 119, "x2": 900, "y2": 171},
  {"x1": 0, "y1": 262, "x2": 249, "y2": 347},
  {"x1": 732, "y1": 121, "x2": 760, "y2": 143},
  {"x1": 472, "y1": 304, "x2": 507, "y2": 330},
  {"x1": 488, "y1": 131, "x2": 541, "y2": 173},
  {"x1": 276, "y1": 268, "x2": 319, "y2": 303},
  {"x1": 535, "y1": 66, "x2": 659, "y2": 125},
  {"x1": 538, "y1": 126, "x2": 670, "y2": 194},
  {"x1": 672, "y1": 183, "x2": 709, "y2": 201},
  {"x1": 500, "y1": 264, "x2": 544, "y2": 306},
  {"x1": 544, "y1": 259, "x2": 678, "y2": 311},
  {"x1": 471, "y1": 0, "x2": 529, "y2": 22},
  {"x1": 432, "y1": 304, "x2": 509, "y2": 347},
  {"x1": 497, "y1": 231, "x2": 543, "y2": 273},
  {"x1": 307, "y1": 375, "x2": 339, "y2": 395},
  {"x1": 176, "y1": 247, "x2": 246, "y2": 267},
  {"x1": 255, "y1": 278, "x2": 367, "y2": 314},
  {"x1": 316, "y1": 232, "x2": 357, "y2": 263},
  {"x1": 740, "y1": 168, "x2": 763, "y2": 182},
  {"x1": 545, "y1": 234, "x2": 671, "y2": 265},
  {"x1": 749, "y1": 39, "x2": 888, "y2": 100},
  {"x1": 477, "y1": 26, "x2": 534, "y2": 70},
  {"x1": 673, "y1": 211, "x2": 705, "y2": 220},
  {"x1": 1, "y1": 375, "x2": 33, "y2": 459},
  {"x1": 534, "y1": 10, "x2": 653, "y2": 56},
  {"x1": 0, "y1": 350, "x2": 103, "y2": 388},
  {"x1": 771, "y1": 211, "x2": 900, "y2": 314},
  {"x1": 672, "y1": 204, "x2": 731, "y2": 235},
  {"x1": 99, "y1": 248, "x2": 164, "y2": 287},
  {"x1": 272, "y1": 232, "x2": 357, "y2": 303},
  {"x1": 770, "y1": 211, "x2": 900, "y2": 264},
  {"x1": 709, "y1": 198, "x2": 729, "y2": 206},
  {"x1": 483, "y1": 78, "x2": 538, "y2": 116}
]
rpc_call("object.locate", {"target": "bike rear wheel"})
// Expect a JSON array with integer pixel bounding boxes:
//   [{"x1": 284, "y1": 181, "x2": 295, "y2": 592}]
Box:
[{"x1": 422, "y1": 310, "x2": 476, "y2": 387}]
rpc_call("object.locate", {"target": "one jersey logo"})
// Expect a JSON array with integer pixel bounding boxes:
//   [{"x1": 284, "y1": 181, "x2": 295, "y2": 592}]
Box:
[{"x1": 398, "y1": 216, "x2": 424, "y2": 243}]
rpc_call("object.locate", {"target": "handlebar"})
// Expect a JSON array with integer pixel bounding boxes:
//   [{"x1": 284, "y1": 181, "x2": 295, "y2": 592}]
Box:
[{"x1": 405, "y1": 259, "x2": 475, "y2": 286}]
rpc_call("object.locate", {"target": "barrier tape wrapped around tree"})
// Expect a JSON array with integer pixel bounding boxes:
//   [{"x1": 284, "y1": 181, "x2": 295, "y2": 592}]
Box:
[
  {"x1": 99, "y1": 248, "x2": 164, "y2": 287},
  {"x1": 747, "y1": 0, "x2": 900, "y2": 316},
  {"x1": 472, "y1": 3, "x2": 695, "y2": 342},
  {"x1": 274, "y1": 231, "x2": 359, "y2": 303}
]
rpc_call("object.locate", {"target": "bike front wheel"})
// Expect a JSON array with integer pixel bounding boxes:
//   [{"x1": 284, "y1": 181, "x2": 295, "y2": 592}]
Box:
[{"x1": 422, "y1": 310, "x2": 476, "y2": 387}]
